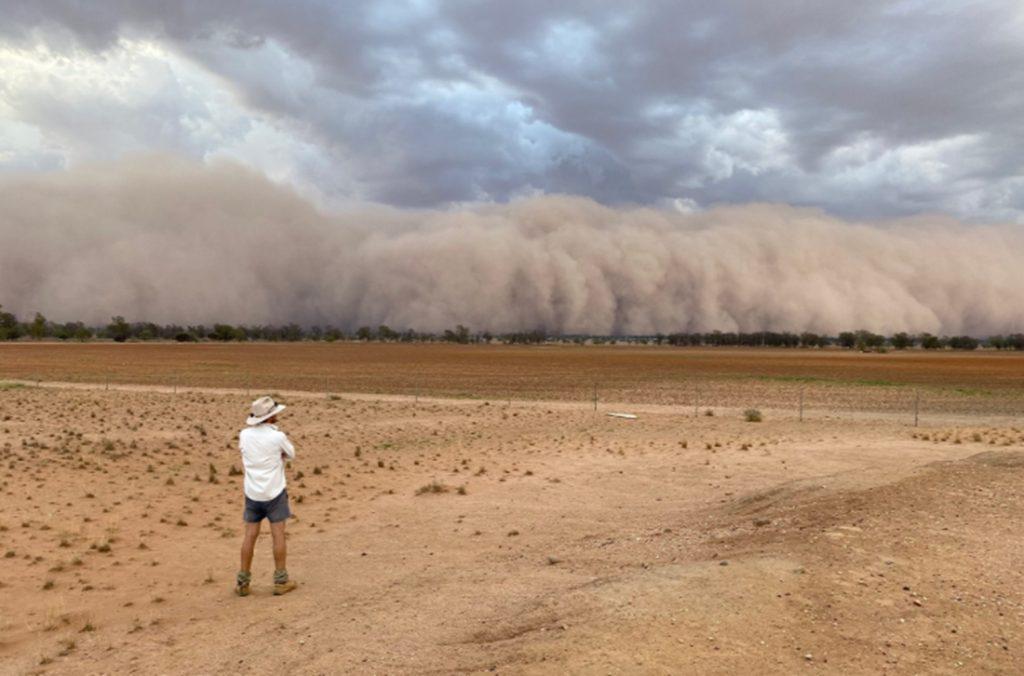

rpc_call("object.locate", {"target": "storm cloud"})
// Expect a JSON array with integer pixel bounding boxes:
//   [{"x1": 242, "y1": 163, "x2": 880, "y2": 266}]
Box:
[
  {"x1": 1, "y1": 157, "x2": 1021, "y2": 335},
  {"x1": 1, "y1": 1, "x2": 1023, "y2": 220}
]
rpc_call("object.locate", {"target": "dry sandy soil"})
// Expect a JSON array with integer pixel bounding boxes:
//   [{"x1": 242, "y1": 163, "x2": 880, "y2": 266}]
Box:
[{"x1": 1, "y1": 345, "x2": 1024, "y2": 674}]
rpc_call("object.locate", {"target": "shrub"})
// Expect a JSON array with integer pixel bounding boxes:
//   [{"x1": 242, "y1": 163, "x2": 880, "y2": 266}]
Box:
[
  {"x1": 743, "y1": 409, "x2": 763, "y2": 422},
  {"x1": 415, "y1": 481, "x2": 450, "y2": 495}
]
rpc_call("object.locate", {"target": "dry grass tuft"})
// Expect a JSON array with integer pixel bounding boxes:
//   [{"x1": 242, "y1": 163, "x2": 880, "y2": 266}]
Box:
[{"x1": 415, "y1": 481, "x2": 450, "y2": 495}]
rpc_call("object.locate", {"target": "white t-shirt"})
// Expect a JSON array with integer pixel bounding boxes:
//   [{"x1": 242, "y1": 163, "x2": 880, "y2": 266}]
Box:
[{"x1": 239, "y1": 423, "x2": 295, "y2": 501}]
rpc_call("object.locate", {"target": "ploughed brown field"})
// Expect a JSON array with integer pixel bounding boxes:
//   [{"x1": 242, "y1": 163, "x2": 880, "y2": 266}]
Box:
[
  {"x1": 2, "y1": 342, "x2": 1023, "y2": 408},
  {"x1": 1, "y1": 344, "x2": 1023, "y2": 674}
]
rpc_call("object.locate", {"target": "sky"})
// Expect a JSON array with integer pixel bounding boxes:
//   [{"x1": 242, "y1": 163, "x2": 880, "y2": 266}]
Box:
[
  {"x1": 2, "y1": 0, "x2": 1024, "y2": 222},
  {"x1": 1, "y1": 2, "x2": 1023, "y2": 335}
]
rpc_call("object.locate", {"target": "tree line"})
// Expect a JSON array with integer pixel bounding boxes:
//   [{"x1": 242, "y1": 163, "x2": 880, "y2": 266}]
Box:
[{"x1": 0, "y1": 306, "x2": 1021, "y2": 350}]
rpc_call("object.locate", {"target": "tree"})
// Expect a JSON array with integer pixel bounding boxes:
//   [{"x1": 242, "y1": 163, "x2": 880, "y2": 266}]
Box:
[
  {"x1": 0, "y1": 305, "x2": 22, "y2": 340},
  {"x1": 107, "y1": 316, "x2": 130, "y2": 342},
  {"x1": 947, "y1": 335, "x2": 979, "y2": 350},
  {"x1": 28, "y1": 312, "x2": 48, "y2": 340},
  {"x1": 54, "y1": 321, "x2": 87, "y2": 341},
  {"x1": 377, "y1": 325, "x2": 399, "y2": 341},
  {"x1": 799, "y1": 332, "x2": 824, "y2": 348},
  {"x1": 443, "y1": 324, "x2": 471, "y2": 344},
  {"x1": 209, "y1": 324, "x2": 239, "y2": 341},
  {"x1": 837, "y1": 332, "x2": 856, "y2": 349},
  {"x1": 854, "y1": 330, "x2": 885, "y2": 350},
  {"x1": 280, "y1": 324, "x2": 304, "y2": 341},
  {"x1": 890, "y1": 332, "x2": 912, "y2": 349},
  {"x1": 134, "y1": 322, "x2": 160, "y2": 340},
  {"x1": 919, "y1": 333, "x2": 942, "y2": 349},
  {"x1": 355, "y1": 326, "x2": 374, "y2": 341}
]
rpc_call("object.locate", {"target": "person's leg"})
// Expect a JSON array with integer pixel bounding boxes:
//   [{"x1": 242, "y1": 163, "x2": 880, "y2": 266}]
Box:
[
  {"x1": 240, "y1": 521, "x2": 262, "y2": 572},
  {"x1": 236, "y1": 520, "x2": 261, "y2": 595},
  {"x1": 269, "y1": 519, "x2": 287, "y2": 571},
  {"x1": 269, "y1": 519, "x2": 296, "y2": 594}
]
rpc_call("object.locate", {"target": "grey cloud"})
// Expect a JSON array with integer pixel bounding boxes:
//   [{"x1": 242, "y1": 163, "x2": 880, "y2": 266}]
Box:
[{"x1": 1, "y1": 1, "x2": 1023, "y2": 219}]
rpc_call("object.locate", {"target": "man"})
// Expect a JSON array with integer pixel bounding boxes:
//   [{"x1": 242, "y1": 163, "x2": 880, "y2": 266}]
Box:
[{"x1": 235, "y1": 396, "x2": 298, "y2": 596}]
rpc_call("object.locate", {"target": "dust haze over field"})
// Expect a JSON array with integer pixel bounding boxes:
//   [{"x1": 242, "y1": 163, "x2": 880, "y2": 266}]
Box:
[{"x1": 1, "y1": 157, "x2": 1022, "y2": 335}]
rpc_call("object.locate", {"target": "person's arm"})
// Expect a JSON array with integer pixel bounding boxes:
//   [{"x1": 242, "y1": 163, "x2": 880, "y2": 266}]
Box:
[{"x1": 280, "y1": 433, "x2": 296, "y2": 460}]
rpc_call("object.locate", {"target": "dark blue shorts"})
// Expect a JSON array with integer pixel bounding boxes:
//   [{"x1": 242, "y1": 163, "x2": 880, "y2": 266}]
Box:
[{"x1": 243, "y1": 489, "x2": 291, "y2": 523}]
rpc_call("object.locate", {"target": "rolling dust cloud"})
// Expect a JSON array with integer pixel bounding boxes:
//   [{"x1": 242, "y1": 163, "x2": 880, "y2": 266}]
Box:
[{"x1": 1, "y1": 156, "x2": 1021, "y2": 336}]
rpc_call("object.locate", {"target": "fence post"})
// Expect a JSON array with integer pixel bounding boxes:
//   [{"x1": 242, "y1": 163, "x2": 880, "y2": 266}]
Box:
[
  {"x1": 799, "y1": 387, "x2": 804, "y2": 422},
  {"x1": 694, "y1": 382, "x2": 699, "y2": 418},
  {"x1": 592, "y1": 382, "x2": 598, "y2": 412},
  {"x1": 914, "y1": 389, "x2": 920, "y2": 427}
]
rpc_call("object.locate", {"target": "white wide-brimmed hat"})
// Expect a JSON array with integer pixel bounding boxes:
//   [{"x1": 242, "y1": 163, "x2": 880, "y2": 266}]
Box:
[{"x1": 246, "y1": 396, "x2": 286, "y2": 425}]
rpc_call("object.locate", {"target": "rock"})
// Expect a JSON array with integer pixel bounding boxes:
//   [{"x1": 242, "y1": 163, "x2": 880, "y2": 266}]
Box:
[
  {"x1": 719, "y1": 560, "x2": 729, "y2": 566},
  {"x1": 546, "y1": 556, "x2": 562, "y2": 565},
  {"x1": 753, "y1": 518, "x2": 771, "y2": 527},
  {"x1": 804, "y1": 653, "x2": 813, "y2": 661}
]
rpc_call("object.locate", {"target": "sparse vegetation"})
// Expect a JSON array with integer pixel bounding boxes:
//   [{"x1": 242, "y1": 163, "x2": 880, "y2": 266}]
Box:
[
  {"x1": 0, "y1": 305, "x2": 1018, "y2": 349},
  {"x1": 415, "y1": 481, "x2": 450, "y2": 495}
]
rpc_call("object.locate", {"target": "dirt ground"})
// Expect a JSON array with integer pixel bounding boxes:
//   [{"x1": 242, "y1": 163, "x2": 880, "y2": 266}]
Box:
[
  {"x1": 2, "y1": 342, "x2": 1023, "y2": 398},
  {"x1": 1, "y1": 347, "x2": 1024, "y2": 674}
]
